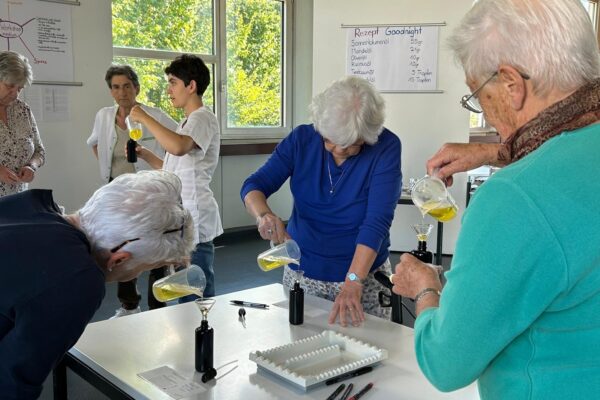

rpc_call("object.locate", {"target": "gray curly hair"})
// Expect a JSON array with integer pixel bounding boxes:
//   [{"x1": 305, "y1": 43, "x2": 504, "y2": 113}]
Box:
[
  {"x1": 78, "y1": 170, "x2": 195, "y2": 265},
  {"x1": 448, "y1": 0, "x2": 600, "y2": 96},
  {"x1": 310, "y1": 76, "x2": 385, "y2": 148}
]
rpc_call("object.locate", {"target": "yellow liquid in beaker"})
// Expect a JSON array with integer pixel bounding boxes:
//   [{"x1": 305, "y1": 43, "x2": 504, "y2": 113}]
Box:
[
  {"x1": 419, "y1": 200, "x2": 458, "y2": 222},
  {"x1": 152, "y1": 282, "x2": 202, "y2": 302},
  {"x1": 257, "y1": 255, "x2": 299, "y2": 271},
  {"x1": 129, "y1": 128, "x2": 143, "y2": 141}
]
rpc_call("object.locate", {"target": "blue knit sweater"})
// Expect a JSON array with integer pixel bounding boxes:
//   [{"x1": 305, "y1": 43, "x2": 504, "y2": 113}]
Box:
[{"x1": 241, "y1": 124, "x2": 402, "y2": 281}]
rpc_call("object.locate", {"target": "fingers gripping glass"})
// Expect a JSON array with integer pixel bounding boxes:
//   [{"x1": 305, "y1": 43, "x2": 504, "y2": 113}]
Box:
[
  {"x1": 460, "y1": 70, "x2": 530, "y2": 113},
  {"x1": 110, "y1": 223, "x2": 185, "y2": 253}
]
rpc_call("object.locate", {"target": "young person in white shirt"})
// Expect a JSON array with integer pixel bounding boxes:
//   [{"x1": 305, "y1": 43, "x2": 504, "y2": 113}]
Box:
[
  {"x1": 87, "y1": 64, "x2": 178, "y2": 317},
  {"x1": 130, "y1": 54, "x2": 222, "y2": 298}
]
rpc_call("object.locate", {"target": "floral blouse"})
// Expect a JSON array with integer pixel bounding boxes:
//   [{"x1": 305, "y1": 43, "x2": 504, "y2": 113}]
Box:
[{"x1": 0, "y1": 99, "x2": 45, "y2": 197}]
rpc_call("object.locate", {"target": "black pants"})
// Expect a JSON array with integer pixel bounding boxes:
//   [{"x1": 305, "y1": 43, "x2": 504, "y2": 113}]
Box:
[{"x1": 117, "y1": 266, "x2": 167, "y2": 310}]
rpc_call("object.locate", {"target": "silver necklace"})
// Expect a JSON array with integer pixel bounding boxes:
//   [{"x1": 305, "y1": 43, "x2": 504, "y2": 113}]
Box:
[{"x1": 327, "y1": 158, "x2": 345, "y2": 194}]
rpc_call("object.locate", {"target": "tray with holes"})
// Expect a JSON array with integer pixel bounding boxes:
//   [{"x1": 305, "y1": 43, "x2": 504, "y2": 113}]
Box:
[{"x1": 249, "y1": 330, "x2": 388, "y2": 390}]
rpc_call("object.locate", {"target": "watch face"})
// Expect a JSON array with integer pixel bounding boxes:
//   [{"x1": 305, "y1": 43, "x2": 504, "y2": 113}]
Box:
[{"x1": 348, "y1": 273, "x2": 359, "y2": 281}]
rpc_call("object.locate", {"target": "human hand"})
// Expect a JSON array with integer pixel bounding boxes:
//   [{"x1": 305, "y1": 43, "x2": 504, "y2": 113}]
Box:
[
  {"x1": 129, "y1": 105, "x2": 148, "y2": 124},
  {"x1": 426, "y1": 143, "x2": 501, "y2": 187},
  {"x1": 328, "y1": 281, "x2": 365, "y2": 327},
  {"x1": 18, "y1": 165, "x2": 35, "y2": 182},
  {"x1": 391, "y1": 253, "x2": 442, "y2": 299},
  {"x1": 0, "y1": 165, "x2": 20, "y2": 184},
  {"x1": 256, "y1": 212, "x2": 289, "y2": 244}
]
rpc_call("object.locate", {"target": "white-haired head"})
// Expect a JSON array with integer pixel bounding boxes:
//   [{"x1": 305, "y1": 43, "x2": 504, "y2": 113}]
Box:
[
  {"x1": 78, "y1": 170, "x2": 195, "y2": 269},
  {"x1": 310, "y1": 76, "x2": 385, "y2": 147},
  {"x1": 0, "y1": 51, "x2": 33, "y2": 86},
  {"x1": 448, "y1": 0, "x2": 600, "y2": 96}
]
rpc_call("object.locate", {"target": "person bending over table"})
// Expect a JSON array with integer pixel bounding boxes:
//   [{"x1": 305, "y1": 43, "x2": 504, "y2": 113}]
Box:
[
  {"x1": 392, "y1": 0, "x2": 600, "y2": 398},
  {"x1": 0, "y1": 170, "x2": 195, "y2": 399},
  {"x1": 241, "y1": 76, "x2": 402, "y2": 327},
  {"x1": 0, "y1": 51, "x2": 44, "y2": 197}
]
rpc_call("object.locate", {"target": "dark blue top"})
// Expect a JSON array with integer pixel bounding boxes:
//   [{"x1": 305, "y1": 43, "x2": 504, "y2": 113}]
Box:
[
  {"x1": 0, "y1": 190, "x2": 105, "y2": 399},
  {"x1": 241, "y1": 124, "x2": 402, "y2": 281}
]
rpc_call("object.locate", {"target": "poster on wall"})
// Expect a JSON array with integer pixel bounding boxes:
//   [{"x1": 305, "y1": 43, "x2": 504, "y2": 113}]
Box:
[
  {"x1": 0, "y1": 0, "x2": 73, "y2": 82},
  {"x1": 345, "y1": 24, "x2": 441, "y2": 92}
]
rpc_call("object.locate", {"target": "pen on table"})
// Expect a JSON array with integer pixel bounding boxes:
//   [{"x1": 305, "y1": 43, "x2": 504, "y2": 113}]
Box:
[
  {"x1": 347, "y1": 382, "x2": 373, "y2": 400},
  {"x1": 325, "y1": 366, "x2": 373, "y2": 385},
  {"x1": 325, "y1": 383, "x2": 346, "y2": 400},
  {"x1": 340, "y1": 383, "x2": 353, "y2": 400},
  {"x1": 229, "y1": 300, "x2": 269, "y2": 309}
]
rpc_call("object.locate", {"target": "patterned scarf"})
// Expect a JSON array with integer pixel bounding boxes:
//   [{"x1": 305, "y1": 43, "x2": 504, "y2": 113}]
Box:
[{"x1": 499, "y1": 78, "x2": 600, "y2": 163}]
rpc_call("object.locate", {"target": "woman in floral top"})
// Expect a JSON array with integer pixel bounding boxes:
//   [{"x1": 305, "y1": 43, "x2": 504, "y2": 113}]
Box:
[{"x1": 0, "y1": 51, "x2": 44, "y2": 197}]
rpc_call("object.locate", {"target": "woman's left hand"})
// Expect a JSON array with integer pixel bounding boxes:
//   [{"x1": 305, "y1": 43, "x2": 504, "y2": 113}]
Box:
[
  {"x1": 18, "y1": 165, "x2": 35, "y2": 183},
  {"x1": 328, "y1": 281, "x2": 365, "y2": 327}
]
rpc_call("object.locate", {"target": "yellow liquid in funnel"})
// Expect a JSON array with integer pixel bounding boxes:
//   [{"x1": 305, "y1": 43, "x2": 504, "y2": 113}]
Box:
[
  {"x1": 257, "y1": 255, "x2": 299, "y2": 271},
  {"x1": 152, "y1": 282, "x2": 202, "y2": 302},
  {"x1": 129, "y1": 128, "x2": 143, "y2": 141},
  {"x1": 419, "y1": 200, "x2": 458, "y2": 222}
]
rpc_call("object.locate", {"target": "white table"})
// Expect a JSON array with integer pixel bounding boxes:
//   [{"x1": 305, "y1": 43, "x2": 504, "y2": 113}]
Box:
[{"x1": 53, "y1": 284, "x2": 479, "y2": 399}]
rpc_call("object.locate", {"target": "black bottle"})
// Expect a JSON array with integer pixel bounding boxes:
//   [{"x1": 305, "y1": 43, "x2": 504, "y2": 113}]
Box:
[
  {"x1": 289, "y1": 281, "x2": 304, "y2": 325},
  {"x1": 410, "y1": 240, "x2": 433, "y2": 263},
  {"x1": 195, "y1": 319, "x2": 214, "y2": 373},
  {"x1": 126, "y1": 139, "x2": 137, "y2": 163}
]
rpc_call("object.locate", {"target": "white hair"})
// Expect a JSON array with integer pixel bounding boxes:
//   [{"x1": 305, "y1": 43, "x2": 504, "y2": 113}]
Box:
[
  {"x1": 309, "y1": 76, "x2": 385, "y2": 147},
  {"x1": 78, "y1": 170, "x2": 195, "y2": 265},
  {"x1": 0, "y1": 51, "x2": 33, "y2": 86},
  {"x1": 448, "y1": 0, "x2": 600, "y2": 96}
]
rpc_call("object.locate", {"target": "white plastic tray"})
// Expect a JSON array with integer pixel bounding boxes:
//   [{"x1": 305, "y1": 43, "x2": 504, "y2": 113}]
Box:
[{"x1": 249, "y1": 330, "x2": 388, "y2": 390}]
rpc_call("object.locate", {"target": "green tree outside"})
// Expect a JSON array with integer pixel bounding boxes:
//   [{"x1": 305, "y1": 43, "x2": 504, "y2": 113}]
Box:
[{"x1": 112, "y1": 0, "x2": 283, "y2": 128}]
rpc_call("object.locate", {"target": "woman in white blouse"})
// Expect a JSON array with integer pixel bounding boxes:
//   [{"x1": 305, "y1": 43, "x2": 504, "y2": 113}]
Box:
[{"x1": 0, "y1": 51, "x2": 44, "y2": 197}]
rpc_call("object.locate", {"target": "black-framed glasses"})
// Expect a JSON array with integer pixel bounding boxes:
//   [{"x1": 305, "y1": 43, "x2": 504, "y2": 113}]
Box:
[
  {"x1": 460, "y1": 70, "x2": 530, "y2": 114},
  {"x1": 110, "y1": 223, "x2": 185, "y2": 253}
]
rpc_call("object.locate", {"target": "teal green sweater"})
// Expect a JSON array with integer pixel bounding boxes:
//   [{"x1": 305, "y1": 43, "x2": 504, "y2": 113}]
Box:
[{"x1": 415, "y1": 124, "x2": 600, "y2": 399}]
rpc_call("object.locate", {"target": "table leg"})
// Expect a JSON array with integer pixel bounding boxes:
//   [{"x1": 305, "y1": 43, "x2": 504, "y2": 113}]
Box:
[{"x1": 53, "y1": 357, "x2": 68, "y2": 400}]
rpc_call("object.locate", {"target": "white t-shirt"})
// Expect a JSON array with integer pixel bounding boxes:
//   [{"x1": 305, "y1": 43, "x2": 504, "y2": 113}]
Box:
[{"x1": 163, "y1": 107, "x2": 223, "y2": 243}]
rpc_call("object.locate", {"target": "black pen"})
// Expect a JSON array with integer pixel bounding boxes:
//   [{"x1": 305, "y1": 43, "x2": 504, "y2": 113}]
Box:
[
  {"x1": 325, "y1": 366, "x2": 373, "y2": 385},
  {"x1": 340, "y1": 383, "x2": 353, "y2": 400},
  {"x1": 347, "y1": 382, "x2": 373, "y2": 400},
  {"x1": 230, "y1": 300, "x2": 269, "y2": 309},
  {"x1": 326, "y1": 383, "x2": 346, "y2": 400}
]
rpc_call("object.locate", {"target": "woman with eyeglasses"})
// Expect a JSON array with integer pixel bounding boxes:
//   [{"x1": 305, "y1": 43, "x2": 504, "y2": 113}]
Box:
[
  {"x1": 392, "y1": 0, "x2": 600, "y2": 398},
  {"x1": 241, "y1": 76, "x2": 402, "y2": 327},
  {"x1": 0, "y1": 51, "x2": 44, "y2": 197}
]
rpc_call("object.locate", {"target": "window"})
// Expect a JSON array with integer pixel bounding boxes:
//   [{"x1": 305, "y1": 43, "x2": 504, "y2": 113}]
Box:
[{"x1": 112, "y1": 0, "x2": 292, "y2": 140}]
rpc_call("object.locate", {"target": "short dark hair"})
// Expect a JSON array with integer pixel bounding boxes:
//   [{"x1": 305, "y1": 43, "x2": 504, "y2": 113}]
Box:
[
  {"x1": 164, "y1": 54, "x2": 210, "y2": 96},
  {"x1": 105, "y1": 64, "x2": 140, "y2": 90}
]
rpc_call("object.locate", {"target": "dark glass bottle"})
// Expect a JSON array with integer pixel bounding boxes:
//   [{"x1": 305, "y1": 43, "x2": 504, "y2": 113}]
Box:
[
  {"x1": 126, "y1": 139, "x2": 137, "y2": 163},
  {"x1": 289, "y1": 281, "x2": 304, "y2": 325},
  {"x1": 410, "y1": 240, "x2": 433, "y2": 263},
  {"x1": 195, "y1": 319, "x2": 213, "y2": 372}
]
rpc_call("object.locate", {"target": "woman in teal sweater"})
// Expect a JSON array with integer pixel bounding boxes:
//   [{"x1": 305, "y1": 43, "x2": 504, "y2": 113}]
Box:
[{"x1": 392, "y1": 1, "x2": 600, "y2": 399}]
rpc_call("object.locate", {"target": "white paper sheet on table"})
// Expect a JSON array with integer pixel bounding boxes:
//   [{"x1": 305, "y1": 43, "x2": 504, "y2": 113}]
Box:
[{"x1": 138, "y1": 366, "x2": 206, "y2": 399}]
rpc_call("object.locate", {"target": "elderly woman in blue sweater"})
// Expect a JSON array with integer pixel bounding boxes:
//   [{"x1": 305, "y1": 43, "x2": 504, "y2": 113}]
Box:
[{"x1": 241, "y1": 76, "x2": 402, "y2": 327}]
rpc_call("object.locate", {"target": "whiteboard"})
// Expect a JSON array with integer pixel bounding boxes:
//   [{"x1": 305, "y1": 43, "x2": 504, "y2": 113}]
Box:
[
  {"x1": 0, "y1": 0, "x2": 74, "y2": 82},
  {"x1": 345, "y1": 25, "x2": 440, "y2": 92}
]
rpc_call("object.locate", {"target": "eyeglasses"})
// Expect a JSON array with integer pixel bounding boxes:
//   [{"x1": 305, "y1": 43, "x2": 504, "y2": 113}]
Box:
[
  {"x1": 110, "y1": 223, "x2": 185, "y2": 253},
  {"x1": 460, "y1": 72, "x2": 498, "y2": 114},
  {"x1": 460, "y1": 70, "x2": 530, "y2": 113}
]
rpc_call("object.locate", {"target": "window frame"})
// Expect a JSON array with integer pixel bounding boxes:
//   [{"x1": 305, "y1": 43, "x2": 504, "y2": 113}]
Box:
[{"x1": 112, "y1": 0, "x2": 293, "y2": 142}]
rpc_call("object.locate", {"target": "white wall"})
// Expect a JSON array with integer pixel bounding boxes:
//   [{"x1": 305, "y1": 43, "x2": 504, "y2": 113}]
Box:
[
  {"x1": 31, "y1": 0, "x2": 113, "y2": 212},
  {"x1": 313, "y1": 0, "x2": 473, "y2": 254}
]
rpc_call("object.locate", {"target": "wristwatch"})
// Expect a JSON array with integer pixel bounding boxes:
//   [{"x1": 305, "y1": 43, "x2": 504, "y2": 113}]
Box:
[{"x1": 346, "y1": 272, "x2": 363, "y2": 284}]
